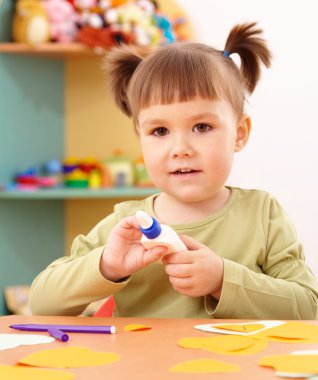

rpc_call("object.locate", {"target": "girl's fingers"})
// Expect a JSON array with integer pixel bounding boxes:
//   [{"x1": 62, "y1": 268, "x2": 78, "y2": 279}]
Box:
[
  {"x1": 143, "y1": 246, "x2": 168, "y2": 266},
  {"x1": 169, "y1": 276, "x2": 192, "y2": 290},
  {"x1": 179, "y1": 234, "x2": 204, "y2": 250},
  {"x1": 162, "y1": 251, "x2": 193, "y2": 265},
  {"x1": 165, "y1": 263, "x2": 191, "y2": 278}
]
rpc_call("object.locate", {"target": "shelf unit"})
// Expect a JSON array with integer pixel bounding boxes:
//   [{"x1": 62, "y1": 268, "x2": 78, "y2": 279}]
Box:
[
  {"x1": 0, "y1": 0, "x2": 195, "y2": 315},
  {"x1": 0, "y1": 41, "x2": 149, "y2": 315},
  {"x1": 0, "y1": 42, "x2": 102, "y2": 58},
  {"x1": 0, "y1": 187, "x2": 158, "y2": 199}
]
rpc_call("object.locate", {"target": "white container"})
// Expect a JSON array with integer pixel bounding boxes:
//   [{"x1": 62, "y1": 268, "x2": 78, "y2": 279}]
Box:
[{"x1": 135, "y1": 210, "x2": 187, "y2": 254}]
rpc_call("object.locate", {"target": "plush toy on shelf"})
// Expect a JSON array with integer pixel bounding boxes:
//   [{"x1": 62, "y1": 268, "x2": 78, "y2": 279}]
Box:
[
  {"x1": 12, "y1": 0, "x2": 51, "y2": 44},
  {"x1": 42, "y1": 0, "x2": 79, "y2": 42},
  {"x1": 11, "y1": 0, "x2": 192, "y2": 47}
]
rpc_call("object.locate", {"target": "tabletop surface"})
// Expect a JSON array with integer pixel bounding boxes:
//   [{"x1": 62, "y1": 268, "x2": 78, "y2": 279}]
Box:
[{"x1": 1, "y1": 315, "x2": 317, "y2": 380}]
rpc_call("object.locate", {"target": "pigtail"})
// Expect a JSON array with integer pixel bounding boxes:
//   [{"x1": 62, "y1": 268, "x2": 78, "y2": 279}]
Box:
[
  {"x1": 104, "y1": 45, "x2": 148, "y2": 117},
  {"x1": 224, "y1": 22, "x2": 272, "y2": 94}
]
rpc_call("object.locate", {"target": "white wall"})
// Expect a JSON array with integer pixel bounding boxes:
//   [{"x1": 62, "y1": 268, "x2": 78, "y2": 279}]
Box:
[{"x1": 176, "y1": 0, "x2": 318, "y2": 278}]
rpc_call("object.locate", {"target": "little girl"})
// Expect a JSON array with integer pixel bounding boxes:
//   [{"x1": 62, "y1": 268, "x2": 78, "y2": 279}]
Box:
[{"x1": 30, "y1": 22, "x2": 318, "y2": 319}]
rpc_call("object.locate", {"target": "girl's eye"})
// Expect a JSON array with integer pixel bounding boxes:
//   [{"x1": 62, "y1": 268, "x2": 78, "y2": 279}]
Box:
[
  {"x1": 193, "y1": 123, "x2": 211, "y2": 133},
  {"x1": 153, "y1": 127, "x2": 168, "y2": 136}
]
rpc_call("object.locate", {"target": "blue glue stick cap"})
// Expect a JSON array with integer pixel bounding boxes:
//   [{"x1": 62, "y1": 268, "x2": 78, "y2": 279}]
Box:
[{"x1": 136, "y1": 211, "x2": 162, "y2": 239}]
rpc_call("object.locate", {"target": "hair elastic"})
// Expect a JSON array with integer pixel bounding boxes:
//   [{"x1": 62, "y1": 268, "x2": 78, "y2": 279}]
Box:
[{"x1": 223, "y1": 50, "x2": 230, "y2": 58}]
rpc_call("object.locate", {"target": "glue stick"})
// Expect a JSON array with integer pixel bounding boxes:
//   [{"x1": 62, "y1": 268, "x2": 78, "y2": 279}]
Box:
[{"x1": 135, "y1": 210, "x2": 186, "y2": 255}]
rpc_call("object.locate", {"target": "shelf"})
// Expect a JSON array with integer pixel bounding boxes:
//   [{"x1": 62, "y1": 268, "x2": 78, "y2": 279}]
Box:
[
  {"x1": 0, "y1": 187, "x2": 159, "y2": 200},
  {"x1": 0, "y1": 42, "x2": 101, "y2": 58}
]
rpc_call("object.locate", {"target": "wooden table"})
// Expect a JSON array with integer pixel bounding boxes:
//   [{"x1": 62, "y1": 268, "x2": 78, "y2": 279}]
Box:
[{"x1": 1, "y1": 315, "x2": 317, "y2": 380}]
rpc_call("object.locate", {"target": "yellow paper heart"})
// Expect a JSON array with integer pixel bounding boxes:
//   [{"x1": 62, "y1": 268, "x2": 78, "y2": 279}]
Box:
[
  {"x1": 178, "y1": 335, "x2": 267, "y2": 355},
  {"x1": 18, "y1": 346, "x2": 120, "y2": 368},
  {"x1": 255, "y1": 322, "x2": 318, "y2": 343},
  {"x1": 259, "y1": 354, "x2": 318, "y2": 374},
  {"x1": 0, "y1": 365, "x2": 75, "y2": 380},
  {"x1": 169, "y1": 358, "x2": 241, "y2": 373}
]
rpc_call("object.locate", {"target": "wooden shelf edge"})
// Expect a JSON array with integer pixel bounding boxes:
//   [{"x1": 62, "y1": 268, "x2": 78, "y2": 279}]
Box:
[
  {"x1": 0, "y1": 42, "x2": 104, "y2": 58},
  {"x1": 0, "y1": 187, "x2": 159, "y2": 200}
]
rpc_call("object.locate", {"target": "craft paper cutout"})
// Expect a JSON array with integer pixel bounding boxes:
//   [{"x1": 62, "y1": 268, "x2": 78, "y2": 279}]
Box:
[
  {"x1": 274, "y1": 350, "x2": 318, "y2": 378},
  {"x1": 0, "y1": 334, "x2": 54, "y2": 350},
  {"x1": 194, "y1": 320, "x2": 285, "y2": 336},
  {"x1": 259, "y1": 354, "x2": 318, "y2": 374},
  {"x1": 275, "y1": 371, "x2": 316, "y2": 378},
  {"x1": 0, "y1": 365, "x2": 75, "y2": 380},
  {"x1": 18, "y1": 346, "x2": 120, "y2": 368},
  {"x1": 214, "y1": 323, "x2": 265, "y2": 333},
  {"x1": 292, "y1": 350, "x2": 318, "y2": 355},
  {"x1": 169, "y1": 358, "x2": 241, "y2": 373},
  {"x1": 124, "y1": 324, "x2": 151, "y2": 332},
  {"x1": 254, "y1": 322, "x2": 318, "y2": 343},
  {"x1": 178, "y1": 335, "x2": 267, "y2": 355}
]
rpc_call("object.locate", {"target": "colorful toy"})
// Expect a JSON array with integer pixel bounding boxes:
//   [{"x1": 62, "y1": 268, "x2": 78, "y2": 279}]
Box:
[
  {"x1": 153, "y1": 12, "x2": 175, "y2": 44},
  {"x1": 104, "y1": 150, "x2": 134, "y2": 187},
  {"x1": 134, "y1": 156, "x2": 153, "y2": 187},
  {"x1": 13, "y1": 165, "x2": 60, "y2": 190},
  {"x1": 11, "y1": 0, "x2": 191, "y2": 47},
  {"x1": 5, "y1": 153, "x2": 154, "y2": 191},
  {"x1": 12, "y1": 0, "x2": 50, "y2": 44},
  {"x1": 77, "y1": 26, "x2": 133, "y2": 50},
  {"x1": 104, "y1": 0, "x2": 160, "y2": 46},
  {"x1": 42, "y1": 0, "x2": 79, "y2": 42}
]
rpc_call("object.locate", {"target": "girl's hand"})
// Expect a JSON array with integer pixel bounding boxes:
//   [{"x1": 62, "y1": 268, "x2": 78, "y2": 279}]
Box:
[
  {"x1": 162, "y1": 235, "x2": 224, "y2": 299},
  {"x1": 100, "y1": 216, "x2": 167, "y2": 282}
]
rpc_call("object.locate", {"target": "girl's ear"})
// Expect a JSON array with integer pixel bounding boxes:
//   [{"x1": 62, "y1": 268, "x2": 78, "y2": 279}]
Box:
[{"x1": 234, "y1": 114, "x2": 252, "y2": 152}]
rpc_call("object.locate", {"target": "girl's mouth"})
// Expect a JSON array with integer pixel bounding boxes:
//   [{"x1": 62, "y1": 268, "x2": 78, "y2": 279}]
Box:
[{"x1": 171, "y1": 169, "x2": 200, "y2": 175}]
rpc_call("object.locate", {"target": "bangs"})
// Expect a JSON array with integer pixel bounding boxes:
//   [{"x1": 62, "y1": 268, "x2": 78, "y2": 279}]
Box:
[{"x1": 128, "y1": 43, "x2": 244, "y2": 122}]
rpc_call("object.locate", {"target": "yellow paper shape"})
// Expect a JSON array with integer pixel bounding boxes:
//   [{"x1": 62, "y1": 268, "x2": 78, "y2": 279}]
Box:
[
  {"x1": 124, "y1": 324, "x2": 151, "y2": 332},
  {"x1": 214, "y1": 323, "x2": 265, "y2": 333},
  {"x1": 169, "y1": 358, "x2": 241, "y2": 373},
  {"x1": 178, "y1": 335, "x2": 267, "y2": 355},
  {"x1": 259, "y1": 354, "x2": 318, "y2": 374},
  {"x1": 0, "y1": 365, "x2": 75, "y2": 380},
  {"x1": 18, "y1": 346, "x2": 120, "y2": 368},
  {"x1": 255, "y1": 322, "x2": 318, "y2": 343}
]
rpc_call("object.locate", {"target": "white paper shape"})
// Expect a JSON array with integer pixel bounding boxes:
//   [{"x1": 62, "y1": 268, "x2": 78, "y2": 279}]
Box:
[
  {"x1": 0, "y1": 333, "x2": 54, "y2": 350},
  {"x1": 275, "y1": 372, "x2": 315, "y2": 378},
  {"x1": 291, "y1": 350, "x2": 318, "y2": 355},
  {"x1": 194, "y1": 320, "x2": 286, "y2": 336}
]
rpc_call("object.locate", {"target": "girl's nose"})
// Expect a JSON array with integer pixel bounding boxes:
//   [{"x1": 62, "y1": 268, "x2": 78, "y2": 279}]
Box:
[{"x1": 170, "y1": 134, "x2": 195, "y2": 158}]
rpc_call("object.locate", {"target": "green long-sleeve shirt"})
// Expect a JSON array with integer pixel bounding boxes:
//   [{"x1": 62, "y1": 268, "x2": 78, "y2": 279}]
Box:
[{"x1": 29, "y1": 187, "x2": 318, "y2": 319}]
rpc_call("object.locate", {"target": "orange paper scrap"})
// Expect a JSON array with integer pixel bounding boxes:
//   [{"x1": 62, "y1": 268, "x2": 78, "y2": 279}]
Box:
[
  {"x1": 259, "y1": 354, "x2": 318, "y2": 374},
  {"x1": 169, "y1": 358, "x2": 241, "y2": 373},
  {"x1": 124, "y1": 324, "x2": 152, "y2": 332},
  {"x1": 0, "y1": 365, "x2": 75, "y2": 380},
  {"x1": 178, "y1": 335, "x2": 268, "y2": 355},
  {"x1": 18, "y1": 346, "x2": 120, "y2": 368}
]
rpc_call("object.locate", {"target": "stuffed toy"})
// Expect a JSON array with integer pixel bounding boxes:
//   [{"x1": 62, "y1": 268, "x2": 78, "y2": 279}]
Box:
[
  {"x1": 77, "y1": 26, "x2": 133, "y2": 50},
  {"x1": 42, "y1": 0, "x2": 79, "y2": 42},
  {"x1": 104, "y1": 0, "x2": 160, "y2": 46},
  {"x1": 12, "y1": 0, "x2": 50, "y2": 44}
]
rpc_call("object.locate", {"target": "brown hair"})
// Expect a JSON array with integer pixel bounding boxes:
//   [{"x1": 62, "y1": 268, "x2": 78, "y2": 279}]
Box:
[{"x1": 105, "y1": 22, "x2": 272, "y2": 126}]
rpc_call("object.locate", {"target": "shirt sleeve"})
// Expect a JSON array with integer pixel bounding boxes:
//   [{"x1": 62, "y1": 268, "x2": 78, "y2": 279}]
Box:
[
  {"x1": 29, "y1": 212, "x2": 130, "y2": 316},
  {"x1": 205, "y1": 195, "x2": 318, "y2": 319}
]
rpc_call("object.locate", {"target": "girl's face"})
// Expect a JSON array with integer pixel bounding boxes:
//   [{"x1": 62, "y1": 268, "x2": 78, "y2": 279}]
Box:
[{"x1": 137, "y1": 97, "x2": 248, "y2": 205}]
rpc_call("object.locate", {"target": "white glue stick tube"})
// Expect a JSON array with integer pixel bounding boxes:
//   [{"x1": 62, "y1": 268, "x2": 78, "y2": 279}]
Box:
[{"x1": 135, "y1": 210, "x2": 186, "y2": 255}]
